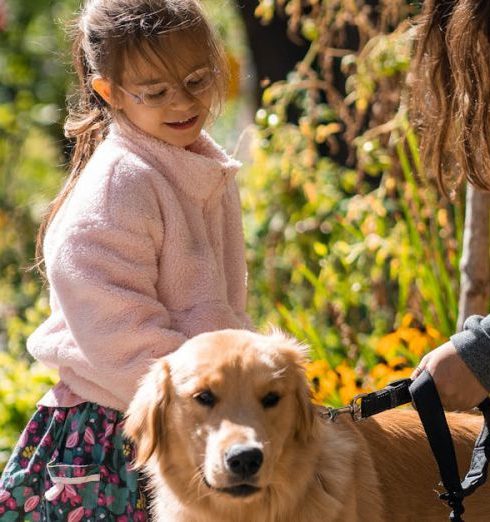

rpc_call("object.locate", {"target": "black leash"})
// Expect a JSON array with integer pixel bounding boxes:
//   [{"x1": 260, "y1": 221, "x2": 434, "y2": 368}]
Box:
[{"x1": 322, "y1": 373, "x2": 490, "y2": 521}]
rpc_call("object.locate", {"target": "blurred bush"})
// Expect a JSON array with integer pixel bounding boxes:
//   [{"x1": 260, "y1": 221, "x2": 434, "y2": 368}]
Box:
[{"x1": 242, "y1": 1, "x2": 463, "y2": 405}]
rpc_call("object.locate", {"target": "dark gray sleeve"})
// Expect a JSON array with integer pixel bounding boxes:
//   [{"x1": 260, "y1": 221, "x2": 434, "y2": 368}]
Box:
[{"x1": 451, "y1": 315, "x2": 490, "y2": 392}]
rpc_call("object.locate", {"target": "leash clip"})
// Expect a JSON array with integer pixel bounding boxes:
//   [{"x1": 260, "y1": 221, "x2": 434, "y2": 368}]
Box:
[{"x1": 323, "y1": 393, "x2": 367, "y2": 422}]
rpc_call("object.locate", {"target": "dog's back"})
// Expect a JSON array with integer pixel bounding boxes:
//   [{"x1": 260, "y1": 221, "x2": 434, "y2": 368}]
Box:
[{"x1": 349, "y1": 409, "x2": 490, "y2": 521}]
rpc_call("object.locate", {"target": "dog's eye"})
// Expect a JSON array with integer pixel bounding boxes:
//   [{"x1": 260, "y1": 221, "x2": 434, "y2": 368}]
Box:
[
  {"x1": 261, "y1": 392, "x2": 281, "y2": 408},
  {"x1": 193, "y1": 390, "x2": 216, "y2": 407}
]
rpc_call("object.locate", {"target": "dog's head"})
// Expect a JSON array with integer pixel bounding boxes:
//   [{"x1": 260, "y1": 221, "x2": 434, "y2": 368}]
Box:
[{"x1": 124, "y1": 329, "x2": 316, "y2": 504}]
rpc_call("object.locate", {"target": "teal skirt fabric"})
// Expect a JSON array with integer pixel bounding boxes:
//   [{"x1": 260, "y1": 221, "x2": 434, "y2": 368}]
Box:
[{"x1": 0, "y1": 402, "x2": 150, "y2": 521}]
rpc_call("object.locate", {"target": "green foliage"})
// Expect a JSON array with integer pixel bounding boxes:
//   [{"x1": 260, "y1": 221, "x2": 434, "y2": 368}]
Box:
[
  {"x1": 242, "y1": 2, "x2": 461, "y2": 381},
  {"x1": 0, "y1": 353, "x2": 57, "y2": 471}
]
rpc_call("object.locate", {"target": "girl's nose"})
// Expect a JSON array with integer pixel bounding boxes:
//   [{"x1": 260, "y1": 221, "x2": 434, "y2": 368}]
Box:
[{"x1": 168, "y1": 88, "x2": 195, "y2": 110}]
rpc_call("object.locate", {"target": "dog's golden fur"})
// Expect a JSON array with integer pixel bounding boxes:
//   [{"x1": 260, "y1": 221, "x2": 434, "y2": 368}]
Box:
[{"x1": 124, "y1": 329, "x2": 490, "y2": 521}]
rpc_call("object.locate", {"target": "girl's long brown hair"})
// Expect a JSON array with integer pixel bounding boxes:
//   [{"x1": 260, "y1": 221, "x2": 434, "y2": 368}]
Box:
[
  {"x1": 410, "y1": 0, "x2": 490, "y2": 196},
  {"x1": 35, "y1": 0, "x2": 229, "y2": 274}
]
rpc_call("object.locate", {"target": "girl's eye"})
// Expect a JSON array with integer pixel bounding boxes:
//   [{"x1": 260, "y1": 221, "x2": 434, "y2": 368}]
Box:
[
  {"x1": 185, "y1": 69, "x2": 213, "y2": 93},
  {"x1": 145, "y1": 86, "x2": 169, "y2": 101},
  {"x1": 193, "y1": 390, "x2": 216, "y2": 408},
  {"x1": 261, "y1": 392, "x2": 281, "y2": 409}
]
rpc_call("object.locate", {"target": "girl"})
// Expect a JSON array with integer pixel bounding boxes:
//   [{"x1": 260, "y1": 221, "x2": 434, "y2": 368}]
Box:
[
  {"x1": 409, "y1": 0, "x2": 490, "y2": 411},
  {"x1": 0, "y1": 0, "x2": 251, "y2": 519}
]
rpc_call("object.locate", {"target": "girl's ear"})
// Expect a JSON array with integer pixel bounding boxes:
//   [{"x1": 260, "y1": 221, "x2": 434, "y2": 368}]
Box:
[
  {"x1": 124, "y1": 358, "x2": 171, "y2": 467},
  {"x1": 91, "y1": 76, "x2": 116, "y2": 107}
]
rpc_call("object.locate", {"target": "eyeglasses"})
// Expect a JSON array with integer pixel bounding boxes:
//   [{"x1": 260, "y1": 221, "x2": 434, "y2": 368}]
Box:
[{"x1": 117, "y1": 66, "x2": 216, "y2": 108}]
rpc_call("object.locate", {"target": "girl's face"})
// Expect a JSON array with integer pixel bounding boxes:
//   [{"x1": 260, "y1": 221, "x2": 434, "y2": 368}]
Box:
[{"x1": 116, "y1": 45, "x2": 215, "y2": 148}]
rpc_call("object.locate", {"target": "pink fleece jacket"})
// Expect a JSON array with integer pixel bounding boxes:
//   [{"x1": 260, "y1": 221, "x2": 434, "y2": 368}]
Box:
[{"x1": 27, "y1": 117, "x2": 250, "y2": 412}]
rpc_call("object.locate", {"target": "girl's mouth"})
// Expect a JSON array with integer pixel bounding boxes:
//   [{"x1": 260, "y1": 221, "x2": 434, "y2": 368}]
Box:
[{"x1": 164, "y1": 115, "x2": 199, "y2": 130}]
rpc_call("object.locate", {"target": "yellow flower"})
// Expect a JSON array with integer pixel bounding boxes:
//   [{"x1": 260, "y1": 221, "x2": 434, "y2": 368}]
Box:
[
  {"x1": 376, "y1": 332, "x2": 401, "y2": 358},
  {"x1": 401, "y1": 313, "x2": 414, "y2": 328},
  {"x1": 408, "y1": 334, "x2": 430, "y2": 357},
  {"x1": 397, "y1": 327, "x2": 420, "y2": 343},
  {"x1": 305, "y1": 360, "x2": 338, "y2": 405},
  {"x1": 386, "y1": 355, "x2": 408, "y2": 369},
  {"x1": 22, "y1": 446, "x2": 36, "y2": 459}
]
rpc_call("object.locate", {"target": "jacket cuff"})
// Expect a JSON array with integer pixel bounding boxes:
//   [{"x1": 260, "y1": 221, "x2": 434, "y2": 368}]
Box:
[{"x1": 451, "y1": 315, "x2": 490, "y2": 392}]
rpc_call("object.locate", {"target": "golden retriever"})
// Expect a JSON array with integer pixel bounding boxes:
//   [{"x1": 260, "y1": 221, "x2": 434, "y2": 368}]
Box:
[{"x1": 124, "y1": 329, "x2": 490, "y2": 521}]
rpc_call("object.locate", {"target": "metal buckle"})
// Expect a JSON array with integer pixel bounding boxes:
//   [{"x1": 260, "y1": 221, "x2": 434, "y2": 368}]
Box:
[
  {"x1": 350, "y1": 392, "x2": 368, "y2": 421},
  {"x1": 321, "y1": 392, "x2": 368, "y2": 423}
]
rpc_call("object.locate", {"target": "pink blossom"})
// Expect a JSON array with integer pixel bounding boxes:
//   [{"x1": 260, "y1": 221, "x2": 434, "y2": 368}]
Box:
[
  {"x1": 0, "y1": 490, "x2": 11, "y2": 503},
  {"x1": 6, "y1": 497, "x2": 17, "y2": 510},
  {"x1": 27, "y1": 422, "x2": 38, "y2": 434},
  {"x1": 65, "y1": 432, "x2": 79, "y2": 449},
  {"x1": 40, "y1": 433, "x2": 52, "y2": 447}
]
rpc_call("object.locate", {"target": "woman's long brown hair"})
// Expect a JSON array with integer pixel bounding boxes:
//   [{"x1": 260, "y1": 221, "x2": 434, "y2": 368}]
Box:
[
  {"x1": 411, "y1": 0, "x2": 490, "y2": 196},
  {"x1": 35, "y1": 0, "x2": 229, "y2": 275}
]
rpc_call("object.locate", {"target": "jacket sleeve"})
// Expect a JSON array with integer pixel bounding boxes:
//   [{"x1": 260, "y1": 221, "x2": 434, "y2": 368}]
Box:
[
  {"x1": 451, "y1": 314, "x2": 490, "y2": 392},
  {"x1": 43, "y1": 159, "x2": 187, "y2": 408}
]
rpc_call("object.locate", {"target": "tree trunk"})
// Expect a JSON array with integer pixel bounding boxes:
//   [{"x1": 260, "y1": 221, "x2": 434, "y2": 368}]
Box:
[{"x1": 457, "y1": 184, "x2": 490, "y2": 330}]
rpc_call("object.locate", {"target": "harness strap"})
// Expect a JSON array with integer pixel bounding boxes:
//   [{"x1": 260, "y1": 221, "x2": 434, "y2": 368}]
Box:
[{"x1": 409, "y1": 371, "x2": 465, "y2": 521}]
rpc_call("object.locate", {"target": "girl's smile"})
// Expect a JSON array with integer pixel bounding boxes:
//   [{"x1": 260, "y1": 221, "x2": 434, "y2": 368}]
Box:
[{"x1": 164, "y1": 114, "x2": 200, "y2": 130}]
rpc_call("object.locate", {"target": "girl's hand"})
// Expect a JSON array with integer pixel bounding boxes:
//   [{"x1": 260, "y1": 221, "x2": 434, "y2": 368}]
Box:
[{"x1": 411, "y1": 342, "x2": 488, "y2": 411}]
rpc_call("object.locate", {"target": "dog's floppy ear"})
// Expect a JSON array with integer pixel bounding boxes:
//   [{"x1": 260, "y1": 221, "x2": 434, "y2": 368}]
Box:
[
  {"x1": 294, "y1": 369, "x2": 316, "y2": 444},
  {"x1": 124, "y1": 358, "x2": 171, "y2": 467},
  {"x1": 268, "y1": 329, "x2": 316, "y2": 444}
]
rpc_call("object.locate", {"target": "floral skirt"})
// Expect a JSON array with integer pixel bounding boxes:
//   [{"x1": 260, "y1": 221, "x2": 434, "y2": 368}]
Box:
[{"x1": 0, "y1": 402, "x2": 150, "y2": 521}]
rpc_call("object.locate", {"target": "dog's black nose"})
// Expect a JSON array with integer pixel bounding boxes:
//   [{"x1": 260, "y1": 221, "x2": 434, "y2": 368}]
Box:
[{"x1": 225, "y1": 445, "x2": 263, "y2": 478}]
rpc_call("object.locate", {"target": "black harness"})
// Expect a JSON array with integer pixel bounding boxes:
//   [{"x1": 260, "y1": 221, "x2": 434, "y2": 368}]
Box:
[{"x1": 322, "y1": 371, "x2": 490, "y2": 521}]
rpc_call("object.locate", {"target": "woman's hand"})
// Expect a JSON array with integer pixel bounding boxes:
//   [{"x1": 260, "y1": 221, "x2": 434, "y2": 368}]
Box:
[{"x1": 411, "y1": 341, "x2": 488, "y2": 411}]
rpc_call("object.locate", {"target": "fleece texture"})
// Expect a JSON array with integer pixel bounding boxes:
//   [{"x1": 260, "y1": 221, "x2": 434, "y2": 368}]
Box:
[{"x1": 27, "y1": 116, "x2": 251, "y2": 412}]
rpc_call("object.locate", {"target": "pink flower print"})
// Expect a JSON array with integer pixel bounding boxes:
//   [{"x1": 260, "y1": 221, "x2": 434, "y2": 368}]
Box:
[
  {"x1": 116, "y1": 516, "x2": 129, "y2": 522},
  {"x1": 66, "y1": 431, "x2": 79, "y2": 448},
  {"x1": 108, "y1": 474, "x2": 119, "y2": 484},
  {"x1": 134, "y1": 511, "x2": 147, "y2": 521},
  {"x1": 67, "y1": 506, "x2": 85, "y2": 522},
  {"x1": 27, "y1": 421, "x2": 39, "y2": 434},
  {"x1": 70, "y1": 420, "x2": 79, "y2": 431},
  {"x1": 6, "y1": 497, "x2": 17, "y2": 510},
  {"x1": 83, "y1": 427, "x2": 95, "y2": 445},
  {"x1": 40, "y1": 433, "x2": 52, "y2": 447},
  {"x1": 0, "y1": 490, "x2": 11, "y2": 503},
  {"x1": 33, "y1": 463, "x2": 42, "y2": 473},
  {"x1": 73, "y1": 467, "x2": 86, "y2": 478},
  {"x1": 64, "y1": 484, "x2": 78, "y2": 498},
  {"x1": 0, "y1": 506, "x2": 5, "y2": 515},
  {"x1": 24, "y1": 495, "x2": 40, "y2": 513},
  {"x1": 104, "y1": 424, "x2": 114, "y2": 438},
  {"x1": 32, "y1": 513, "x2": 41, "y2": 522},
  {"x1": 55, "y1": 411, "x2": 66, "y2": 422},
  {"x1": 73, "y1": 457, "x2": 84, "y2": 466},
  {"x1": 97, "y1": 495, "x2": 106, "y2": 506}
]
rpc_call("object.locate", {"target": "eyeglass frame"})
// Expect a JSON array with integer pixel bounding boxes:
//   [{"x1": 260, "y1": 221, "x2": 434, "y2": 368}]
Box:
[{"x1": 115, "y1": 66, "x2": 218, "y2": 108}]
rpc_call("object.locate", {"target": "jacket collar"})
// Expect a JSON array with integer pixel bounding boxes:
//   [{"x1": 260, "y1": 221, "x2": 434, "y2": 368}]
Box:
[{"x1": 107, "y1": 115, "x2": 241, "y2": 202}]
